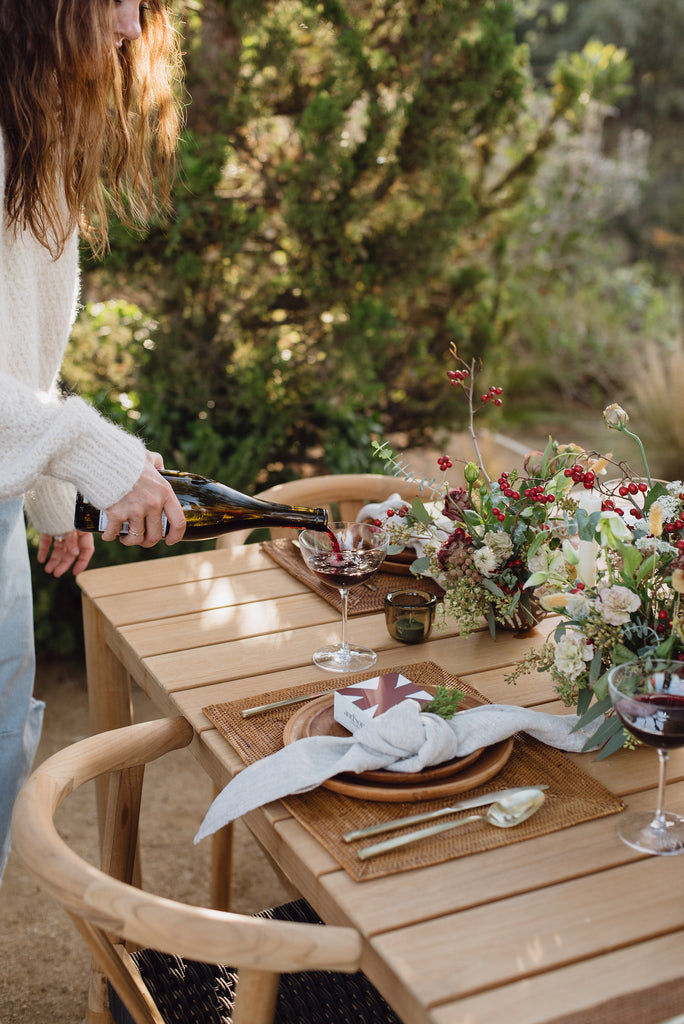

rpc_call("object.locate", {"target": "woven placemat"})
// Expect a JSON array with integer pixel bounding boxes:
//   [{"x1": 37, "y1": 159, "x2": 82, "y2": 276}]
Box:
[
  {"x1": 203, "y1": 662, "x2": 624, "y2": 881},
  {"x1": 551, "y1": 977, "x2": 684, "y2": 1024},
  {"x1": 262, "y1": 538, "x2": 444, "y2": 615}
]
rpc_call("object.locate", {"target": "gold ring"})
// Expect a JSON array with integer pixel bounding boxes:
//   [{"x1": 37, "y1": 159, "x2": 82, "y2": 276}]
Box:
[
  {"x1": 128, "y1": 529, "x2": 144, "y2": 537},
  {"x1": 53, "y1": 535, "x2": 65, "y2": 542}
]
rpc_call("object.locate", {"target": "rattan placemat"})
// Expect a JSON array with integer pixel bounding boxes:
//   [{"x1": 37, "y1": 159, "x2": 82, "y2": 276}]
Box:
[
  {"x1": 203, "y1": 662, "x2": 624, "y2": 881},
  {"x1": 262, "y1": 539, "x2": 444, "y2": 615}
]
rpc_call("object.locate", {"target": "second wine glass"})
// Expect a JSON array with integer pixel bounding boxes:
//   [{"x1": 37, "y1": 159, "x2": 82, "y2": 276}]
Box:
[
  {"x1": 298, "y1": 521, "x2": 389, "y2": 672},
  {"x1": 608, "y1": 658, "x2": 684, "y2": 855}
]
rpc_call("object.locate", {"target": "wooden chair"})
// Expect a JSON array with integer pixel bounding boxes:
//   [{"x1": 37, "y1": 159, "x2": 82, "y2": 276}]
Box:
[
  {"x1": 11, "y1": 717, "x2": 404, "y2": 1024},
  {"x1": 215, "y1": 472, "x2": 424, "y2": 548}
]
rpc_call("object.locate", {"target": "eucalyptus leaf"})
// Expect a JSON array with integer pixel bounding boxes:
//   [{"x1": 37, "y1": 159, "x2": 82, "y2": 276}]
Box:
[
  {"x1": 574, "y1": 507, "x2": 601, "y2": 541},
  {"x1": 487, "y1": 603, "x2": 496, "y2": 638},
  {"x1": 593, "y1": 725, "x2": 628, "y2": 760},
  {"x1": 482, "y1": 577, "x2": 506, "y2": 599},
  {"x1": 592, "y1": 671, "x2": 610, "y2": 701},
  {"x1": 410, "y1": 556, "x2": 431, "y2": 575},
  {"x1": 588, "y1": 647, "x2": 603, "y2": 684},
  {"x1": 581, "y1": 712, "x2": 622, "y2": 751},
  {"x1": 572, "y1": 695, "x2": 609, "y2": 730},
  {"x1": 411, "y1": 497, "x2": 434, "y2": 526},
  {"x1": 576, "y1": 686, "x2": 593, "y2": 716}
]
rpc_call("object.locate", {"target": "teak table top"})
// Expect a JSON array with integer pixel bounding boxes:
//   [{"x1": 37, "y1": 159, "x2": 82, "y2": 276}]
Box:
[{"x1": 78, "y1": 543, "x2": 684, "y2": 1024}]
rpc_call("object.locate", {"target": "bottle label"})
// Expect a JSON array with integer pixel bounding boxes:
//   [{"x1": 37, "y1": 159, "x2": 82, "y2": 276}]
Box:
[{"x1": 96, "y1": 510, "x2": 169, "y2": 535}]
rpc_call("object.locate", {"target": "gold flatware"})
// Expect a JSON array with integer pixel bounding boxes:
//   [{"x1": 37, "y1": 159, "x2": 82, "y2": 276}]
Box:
[
  {"x1": 343, "y1": 784, "x2": 549, "y2": 843},
  {"x1": 241, "y1": 690, "x2": 335, "y2": 719},
  {"x1": 357, "y1": 788, "x2": 546, "y2": 860}
]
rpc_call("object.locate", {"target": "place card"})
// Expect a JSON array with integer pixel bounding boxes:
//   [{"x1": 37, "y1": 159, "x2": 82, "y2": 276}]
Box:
[{"x1": 333, "y1": 671, "x2": 432, "y2": 733}]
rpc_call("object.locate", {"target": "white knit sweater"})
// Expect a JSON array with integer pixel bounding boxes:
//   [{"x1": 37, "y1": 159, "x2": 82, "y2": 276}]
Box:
[{"x1": 0, "y1": 130, "x2": 147, "y2": 535}]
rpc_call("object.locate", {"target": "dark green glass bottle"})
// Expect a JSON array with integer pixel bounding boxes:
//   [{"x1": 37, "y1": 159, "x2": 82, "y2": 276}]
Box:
[{"x1": 74, "y1": 470, "x2": 328, "y2": 541}]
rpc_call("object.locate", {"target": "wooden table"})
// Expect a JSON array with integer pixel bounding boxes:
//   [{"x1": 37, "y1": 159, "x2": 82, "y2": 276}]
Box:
[{"x1": 78, "y1": 543, "x2": 684, "y2": 1024}]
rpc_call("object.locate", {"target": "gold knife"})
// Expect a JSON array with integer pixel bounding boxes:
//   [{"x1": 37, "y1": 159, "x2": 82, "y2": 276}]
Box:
[{"x1": 342, "y1": 784, "x2": 549, "y2": 842}]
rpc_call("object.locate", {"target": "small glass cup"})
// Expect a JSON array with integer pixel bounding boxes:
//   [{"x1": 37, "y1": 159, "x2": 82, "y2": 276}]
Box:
[{"x1": 384, "y1": 591, "x2": 437, "y2": 644}]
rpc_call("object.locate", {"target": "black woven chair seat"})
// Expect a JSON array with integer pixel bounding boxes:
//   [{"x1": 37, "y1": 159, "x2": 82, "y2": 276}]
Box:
[{"x1": 108, "y1": 898, "x2": 404, "y2": 1024}]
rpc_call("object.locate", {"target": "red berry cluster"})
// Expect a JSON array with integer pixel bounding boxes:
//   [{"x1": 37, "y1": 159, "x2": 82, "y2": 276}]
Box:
[
  {"x1": 438, "y1": 455, "x2": 453, "y2": 471},
  {"x1": 491, "y1": 506, "x2": 506, "y2": 523},
  {"x1": 599, "y1": 498, "x2": 641, "y2": 519},
  {"x1": 497, "y1": 472, "x2": 520, "y2": 501},
  {"x1": 447, "y1": 369, "x2": 469, "y2": 385},
  {"x1": 618, "y1": 481, "x2": 648, "y2": 497},
  {"x1": 523, "y1": 483, "x2": 554, "y2": 505},
  {"x1": 373, "y1": 506, "x2": 409, "y2": 526},
  {"x1": 656, "y1": 608, "x2": 677, "y2": 636},
  {"x1": 563, "y1": 463, "x2": 596, "y2": 490},
  {"x1": 480, "y1": 385, "x2": 503, "y2": 406}
]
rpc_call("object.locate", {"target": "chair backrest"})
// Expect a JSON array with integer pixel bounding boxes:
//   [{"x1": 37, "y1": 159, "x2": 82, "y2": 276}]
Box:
[
  {"x1": 216, "y1": 472, "x2": 425, "y2": 548},
  {"x1": 10, "y1": 717, "x2": 362, "y2": 1024}
]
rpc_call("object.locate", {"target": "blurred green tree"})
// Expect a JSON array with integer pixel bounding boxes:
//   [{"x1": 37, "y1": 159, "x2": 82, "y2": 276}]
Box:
[{"x1": 76, "y1": 0, "x2": 627, "y2": 493}]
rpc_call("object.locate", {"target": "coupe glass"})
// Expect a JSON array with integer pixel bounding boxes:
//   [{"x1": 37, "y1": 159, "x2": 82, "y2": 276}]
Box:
[
  {"x1": 608, "y1": 658, "x2": 684, "y2": 855},
  {"x1": 298, "y1": 521, "x2": 389, "y2": 672}
]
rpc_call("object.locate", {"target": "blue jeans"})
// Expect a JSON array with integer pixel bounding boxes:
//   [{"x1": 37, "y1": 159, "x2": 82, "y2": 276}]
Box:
[{"x1": 0, "y1": 498, "x2": 43, "y2": 883}]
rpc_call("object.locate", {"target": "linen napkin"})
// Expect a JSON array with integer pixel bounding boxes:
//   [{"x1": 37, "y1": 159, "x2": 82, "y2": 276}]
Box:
[
  {"x1": 356, "y1": 494, "x2": 452, "y2": 561},
  {"x1": 194, "y1": 699, "x2": 602, "y2": 843}
]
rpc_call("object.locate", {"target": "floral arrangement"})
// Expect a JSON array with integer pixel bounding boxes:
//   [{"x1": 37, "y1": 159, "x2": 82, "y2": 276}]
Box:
[
  {"x1": 508, "y1": 402, "x2": 684, "y2": 757},
  {"x1": 372, "y1": 346, "x2": 602, "y2": 637}
]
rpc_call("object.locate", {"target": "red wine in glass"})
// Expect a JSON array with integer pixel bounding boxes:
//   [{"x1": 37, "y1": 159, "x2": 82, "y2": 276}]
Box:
[
  {"x1": 298, "y1": 521, "x2": 389, "y2": 672},
  {"x1": 608, "y1": 659, "x2": 684, "y2": 855},
  {"x1": 325, "y1": 527, "x2": 342, "y2": 553},
  {"x1": 307, "y1": 550, "x2": 383, "y2": 588},
  {"x1": 613, "y1": 692, "x2": 684, "y2": 750}
]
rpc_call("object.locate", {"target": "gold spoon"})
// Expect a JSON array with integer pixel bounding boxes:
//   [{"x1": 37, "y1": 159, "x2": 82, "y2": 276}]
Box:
[{"x1": 358, "y1": 787, "x2": 546, "y2": 860}]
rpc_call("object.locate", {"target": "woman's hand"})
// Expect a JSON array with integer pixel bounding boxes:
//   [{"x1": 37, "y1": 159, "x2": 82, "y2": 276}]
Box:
[
  {"x1": 37, "y1": 531, "x2": 95, "y2": 577},
  {"x1": 101, "y1": 451, "x2": 186, "y2": 546}
]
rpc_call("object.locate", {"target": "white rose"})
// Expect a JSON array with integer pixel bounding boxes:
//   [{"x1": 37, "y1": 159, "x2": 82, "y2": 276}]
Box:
[
  {"x1": 596, "y1": 585, "x2": 641, "y2": 626},
  {"x1": 554, "y1": 631, "x2": 594, "y2": 681},
  {"x1": 565, "y1": 591, "x2": 595, "y2": 620},
  {"x1": 483, "y1": 530, "x2": 514, "y2": 563},
  {"x1": 472, "y1": 546, "x2": 499, "y2": 577}
]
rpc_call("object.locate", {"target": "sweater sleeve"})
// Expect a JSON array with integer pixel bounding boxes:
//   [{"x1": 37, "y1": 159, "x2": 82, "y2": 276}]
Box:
[{"x1": 0, "y1": 371, "x2": 148, "y2": 525}]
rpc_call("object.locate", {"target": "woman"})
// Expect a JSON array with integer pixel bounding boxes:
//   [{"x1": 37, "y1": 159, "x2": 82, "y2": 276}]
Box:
[{"x1": 0, "y1": 0, "x2": 187, "y2": 881}]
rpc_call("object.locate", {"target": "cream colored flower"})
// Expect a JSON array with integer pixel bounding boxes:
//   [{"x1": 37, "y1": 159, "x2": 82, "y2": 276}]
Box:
[
  {"x1": 597, "y1": 585, "x2": 641, "y2": 626},
  {"x1": 472, "y1": 546, "x2": 498, "y2": 577},
  {"x1": 554, "y1": 631, "x2": 594, "y2": 681},
  {"x1": 483, "y1": 530, "x2": 514, "y2": 562},
  {"x1": 603, "y1": 403, "x2": 629, "y2": 429},
  {"x1": 565, "y1": 591, "x2": 595, "y2": 620}
]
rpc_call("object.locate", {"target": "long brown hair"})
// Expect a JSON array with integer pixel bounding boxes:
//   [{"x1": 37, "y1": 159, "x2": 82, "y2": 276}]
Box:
[{"x1": 0, "y1": 0, "x2": 183, "y2": 257}]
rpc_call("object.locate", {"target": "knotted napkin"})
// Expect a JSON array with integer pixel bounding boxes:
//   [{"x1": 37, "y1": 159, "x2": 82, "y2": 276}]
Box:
[
  {"x1": 356, "y1": 493, "x2": 451, "y2": 561},
  {"x1": 194, "y1": 700, "x2": 602, "y2": 843}
]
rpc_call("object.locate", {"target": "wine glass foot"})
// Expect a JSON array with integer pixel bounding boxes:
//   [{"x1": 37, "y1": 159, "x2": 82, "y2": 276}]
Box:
[
  {"x1": 617, "y1": 810, "x2": 684, "y2": 856},
  {"x1": 312, "y1": 643, "x2": 378, "y2": 673}
]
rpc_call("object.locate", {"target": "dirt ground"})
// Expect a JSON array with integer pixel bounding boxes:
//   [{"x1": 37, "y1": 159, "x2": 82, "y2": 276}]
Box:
[{"x1": 0, "y1": 659, "x2": 290, "y2": 1024}]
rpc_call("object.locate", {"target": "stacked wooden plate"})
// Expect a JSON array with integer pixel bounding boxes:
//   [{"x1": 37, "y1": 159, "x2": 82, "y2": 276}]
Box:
[{"x1": 282, "y1": 692, "x2": 514, "y2": 803}]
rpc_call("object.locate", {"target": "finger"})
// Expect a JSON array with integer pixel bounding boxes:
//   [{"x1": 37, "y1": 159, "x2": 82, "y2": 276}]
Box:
[
  {"x1": 120, "y1": 522, "x2": 147, "y2": 546},
  {"x1": 72, "y1": 535, "x2": 95, "y2": 576},
  {"x1": 37, "y1": 534, "x2": 52, "y2": 564}
]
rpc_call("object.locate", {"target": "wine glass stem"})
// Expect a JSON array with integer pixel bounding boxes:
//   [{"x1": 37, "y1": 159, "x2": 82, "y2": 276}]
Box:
[
  {"x1": 339, "y1": 587, "x2": 349, "y2": 653},
  {"x1": 653, "y1": 748, "x2": 669, "y2": 830}
]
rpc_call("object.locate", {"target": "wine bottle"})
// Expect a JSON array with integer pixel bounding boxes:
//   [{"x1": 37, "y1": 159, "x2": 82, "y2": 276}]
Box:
[{"x1": 74, "y1": 469, "x2": 329, "y2": 541}]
